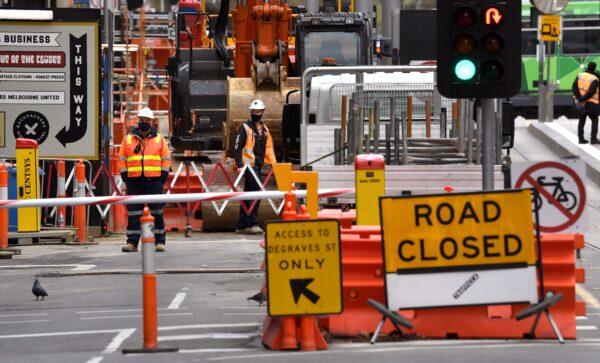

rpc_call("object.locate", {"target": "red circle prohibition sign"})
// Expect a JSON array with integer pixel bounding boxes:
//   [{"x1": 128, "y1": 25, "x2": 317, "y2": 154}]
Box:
[{"x1": 515, "y1": 161, "x2": 586, "y2": 233}]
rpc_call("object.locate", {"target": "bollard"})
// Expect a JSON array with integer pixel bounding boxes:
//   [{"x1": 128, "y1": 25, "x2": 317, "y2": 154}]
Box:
[
  {"x1": 122, "y1": 207, "x2": 178, "y2": 354},
  {"x1": 111, "y1": 149, "x2": 127, "y2": 233},
  {"x1": 74, "y1": 160, "x2": 87, "y2": 243},
  {"x1": 355, "y1": 154, "x2": 386, "y2": 225},
  {"x1": 57, "y1": 160, "x2": 66, "y2": 228},
  {"x1": 281, "y1": 192, "x2": 299, "y2": 350},
  {"x1": 296, "y1": 205, "x2": 317, "y2": 351},
  {"x1": 0, "y1": 164, "x2": 9, "y2": 250},
  {"x1": 141, "y1": 207, "x2": 158, "y2": 349}
]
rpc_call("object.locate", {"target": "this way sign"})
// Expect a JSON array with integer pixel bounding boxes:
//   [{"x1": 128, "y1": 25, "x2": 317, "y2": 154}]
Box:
[
  {"x1": 265, "y1": 219, "x2": 342, "y2": 317},
  {"x1": 513, "y1": 160, "x2": 588, "y2": 233}
]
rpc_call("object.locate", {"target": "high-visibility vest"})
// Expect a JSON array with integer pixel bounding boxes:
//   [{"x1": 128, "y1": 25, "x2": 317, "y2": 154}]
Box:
[
  {"x1": 241, "y1": 123, "x2": 276, "y2": 166},
  {"x1": 118, "y1": 133, "x2": 171, "y2": 178},
  {"x1": 578, "y1": 72, "x2": 599, "y2": 104}
]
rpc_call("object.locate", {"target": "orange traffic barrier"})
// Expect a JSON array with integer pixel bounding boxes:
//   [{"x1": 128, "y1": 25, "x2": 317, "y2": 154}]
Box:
[
  {"x1": 261, "y1": 194, "x2": 327, "y2": 351},
  {"x1": 56, "y1": 160, "x2": 67, "y2": 228},
  {"x1": 0, "y1": 164, "x2": 8, "y2": 250},
  {"x1": 321, "y1": 230, "x2": 584, "y2": 339},
  {"x1": 74, "y1": 160, "x2": 87, "y2": 243},
  {"x1": 111, "y1": 149, "x2": 127, "y2": 233}
]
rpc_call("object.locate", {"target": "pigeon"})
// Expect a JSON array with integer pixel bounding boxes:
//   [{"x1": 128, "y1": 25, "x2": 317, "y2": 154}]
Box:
[
  {"x1": 32, "y1": 279, "x2": 48, "y2": 301},
  {"x1": 247, "y1": 291, "x2": 266, "y2": 306}
]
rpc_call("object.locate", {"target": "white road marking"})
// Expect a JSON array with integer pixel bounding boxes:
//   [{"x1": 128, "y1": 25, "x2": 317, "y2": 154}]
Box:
[
  {"x1": 218, "y1": 307, "x2": 264, "y2": 309},
  {"x1": 0, "y1": 264, "x2": 96, "y2": 270},
  {"x1": 103, "y1": 328, "x2": 136, "y2": 354},
  {"x1": 85, "y1": 357, "x2": 104, "y2": 363},
  {"x1": 168, "y1": 292, "x2": 187, "y2": 310},
  {"x1": 77, "y1": 308, "x2": 185, "y2": 314},
  {"x1": 158, "y1": 332, "x2": 259, "y2": 342},
  {"x1": 0, "y1": 313, "x2": 47, "y2": 317},
  {"x1": 182, "y1": 287, "x2": 190, "y2": 291},
  {"x1": 0, "y1": 329, "x2": 121, "y2": 339},
  {"x1": 158, "y1": 323, "x2": 260, "y2": 331},
  {"x1": 80, "y1": 313, "x2": 193, "y2": 320},
  {"x1": 0, "y1": 319, "x2": 50, "y2": 324},
  {"x1": 576, "y1": 325, "x2": 598, "y2": 331},
  {"x1": 180, "y1": 348, "x2": 258, "y2": 353},
  {"x1": 576, "y1": 316, "x2": 588, "y2": 320},
  {"x1": 576, "y1": 285, "x2": 600, "y2": 309},
  {"x1": 224, "y1": 313, "x2": 265, "y2": 316}
]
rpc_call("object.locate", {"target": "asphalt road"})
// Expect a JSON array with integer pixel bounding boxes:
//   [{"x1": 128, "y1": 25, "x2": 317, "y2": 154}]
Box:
[{"x1": 1, "y1": 123, "x2": 600, "y2": 363}]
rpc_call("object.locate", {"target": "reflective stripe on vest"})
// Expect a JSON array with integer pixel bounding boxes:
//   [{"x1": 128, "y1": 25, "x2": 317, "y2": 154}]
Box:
[
  {"x1": 123, "y1": 133, "x2": 167, "y2": 177},
  {"x1": 578, "y1": 72, "x2": 599, "y2": 104},
  {"x1": 241, "y1": 123, "x2": 272, "y2": 166}
]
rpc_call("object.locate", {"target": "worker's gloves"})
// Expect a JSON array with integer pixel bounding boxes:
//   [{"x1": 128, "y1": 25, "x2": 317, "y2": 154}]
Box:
[{"x1": 160, "y1": 170, "x2": 169, "y2": 184}]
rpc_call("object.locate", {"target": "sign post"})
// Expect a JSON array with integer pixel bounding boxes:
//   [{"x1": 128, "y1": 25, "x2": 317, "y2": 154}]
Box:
[
  {"x1": 265, "y1": 219, "x2": 343, "y2": 317},
  {"x1": 15, "y1": 138, "x2": 40, "y2": 232}
]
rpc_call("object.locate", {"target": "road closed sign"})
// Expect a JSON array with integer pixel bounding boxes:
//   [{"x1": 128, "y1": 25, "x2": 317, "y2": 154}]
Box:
[
  {"x1": 512, "y1": 160, "x2": 588, "y2": 233},
  {"x1": 265, "y1": 219, "x2": 342, "y2": 317},
  {"x1": 0, "y1": 9, "x2": 100, "y2": 159},
  {"x1": 380, "y1": 190, "x2": 538, "y2": 310}
]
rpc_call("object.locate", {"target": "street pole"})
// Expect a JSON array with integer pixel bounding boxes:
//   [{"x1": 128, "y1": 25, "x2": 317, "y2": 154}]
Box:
[
  {"x1": 482, "y1": 99, "x2": 495, "y2": 191},
  {"x1": 537, "y1": 40, "x2": 546, "y2": 122}
]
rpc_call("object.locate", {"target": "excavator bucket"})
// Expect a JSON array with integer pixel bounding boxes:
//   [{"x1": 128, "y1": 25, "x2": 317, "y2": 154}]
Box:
[{"x1": 225, "y1": 76, "x2": 300, "y2": 158}]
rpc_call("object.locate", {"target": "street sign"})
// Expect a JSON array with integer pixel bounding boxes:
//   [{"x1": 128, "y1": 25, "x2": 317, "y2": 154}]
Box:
[
  {"x1": 265, "y1": 219, "x2": 342, "y2": 317},
  {"x1": 512, "y1": 160, "x2": 588, "y2": 233},
  {"x1": 531, "y1": 0, "x2": 569, "y2": 15},
  {"x1": 380, "y1": 190, "x2": 538, "y2": 309},
  {"x1": 0, "y1": 9, "x2": 101, "y2": 159},
  {"x1": 539, "y1": 15, "x2": 562, "y2": 42}
]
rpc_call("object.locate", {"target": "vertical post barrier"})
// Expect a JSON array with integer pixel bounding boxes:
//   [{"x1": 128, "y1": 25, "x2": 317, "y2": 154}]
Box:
[
  {"x1": 296, "y1": 205, "x2": 317, "y2": 351},
  {"x1": 406, "y1": 96, "x2": 413, "y2": 138},
  {"x1": 425, "y1": 101, "x2": 431, "y2": 138},
  {"x1": 57, "y1": 160, "x2": 67, "y2": 228},
  {"x1": 141, "y1": 207, "x2": 158, "y2": 349},
  {"x1": 112, "y1": 149, "x2": 127, "y2": 233},
  {"x1": 281, "y1": 192, "x2": 299, "y2": 350},
  {"x1": 123, "y1": 207, "x2": 178, "y2": 354},
  {"x1": 74, "y1": 160, "x2": 87, "y2": 243},
  {"x1": 0, "y1": 164, "x2": 9, "y2": 251}
]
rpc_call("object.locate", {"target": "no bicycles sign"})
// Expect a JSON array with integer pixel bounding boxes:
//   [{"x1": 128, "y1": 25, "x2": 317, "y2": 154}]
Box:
[{"x1": 512, "y1": 160, "x2": 588, "y2": 233}]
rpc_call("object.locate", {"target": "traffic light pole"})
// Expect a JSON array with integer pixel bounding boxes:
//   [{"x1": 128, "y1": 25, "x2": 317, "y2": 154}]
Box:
[
  {"x1": 537, "y1": 41, "x2": 547, "y2": 122},
  {"x1": 482, "y1": 98, "x2": 496, "y2": 191}
]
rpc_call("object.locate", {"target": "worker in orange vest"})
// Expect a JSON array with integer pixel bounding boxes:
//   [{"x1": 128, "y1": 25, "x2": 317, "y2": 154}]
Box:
[
  {"x1": 572, "y1": 62, "x2": 599, "y2": 144},
  {"x1": 119, "y1": 107, "x2": 171, "y2": 252},
  {"x1": 233, "y1": 99, "x2": 276, "y2": 235}
]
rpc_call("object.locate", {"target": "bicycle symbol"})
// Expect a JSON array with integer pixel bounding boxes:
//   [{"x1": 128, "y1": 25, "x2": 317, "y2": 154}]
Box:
[{"x1": 532, "y1": 176, "x2": 577, "y2": 212}]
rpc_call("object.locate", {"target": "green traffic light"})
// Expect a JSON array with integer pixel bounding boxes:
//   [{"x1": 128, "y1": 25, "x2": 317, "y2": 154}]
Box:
[{"x1": 454, "y1": 59, "x2": 476, "y2": 81}]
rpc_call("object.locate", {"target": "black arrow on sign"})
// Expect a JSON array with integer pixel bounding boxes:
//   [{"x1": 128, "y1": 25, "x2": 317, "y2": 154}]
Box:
[
  {"x1": 290, "y1": 278, "x2": 320, "y2": 304},
  {"x1": 56, "y1": 34, "x2": 88, "y2": 147}
]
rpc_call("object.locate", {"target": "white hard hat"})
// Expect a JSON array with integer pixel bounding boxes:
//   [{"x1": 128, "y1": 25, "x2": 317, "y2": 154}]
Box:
[
  {"x1": 137, "y1": 107, "x2": 154, "y2": 119},
  {"x1": 249, "y1": 99, "x2": 266, "y2": 111}
]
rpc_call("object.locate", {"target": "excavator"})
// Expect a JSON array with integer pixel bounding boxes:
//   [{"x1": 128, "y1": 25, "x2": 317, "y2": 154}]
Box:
[{"x1": 168, "y1": 0, "x2": 375, "y2": 160}]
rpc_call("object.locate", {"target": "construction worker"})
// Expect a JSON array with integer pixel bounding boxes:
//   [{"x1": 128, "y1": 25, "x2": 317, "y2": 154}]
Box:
[
  {"x1": 572, "y1": 62, "x2": 599, "y2": 144},
  {"x1": 233, "y1": 99, "x2": 276, "y2": 235},
  {"x1": 119, "y1": 107, "x2": 171, "y2": 252}
]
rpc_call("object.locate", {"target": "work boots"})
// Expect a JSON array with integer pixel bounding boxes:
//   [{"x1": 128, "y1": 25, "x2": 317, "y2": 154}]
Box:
[{"x1": 121, "y1": 243, "x2": 138, "y2": 252}]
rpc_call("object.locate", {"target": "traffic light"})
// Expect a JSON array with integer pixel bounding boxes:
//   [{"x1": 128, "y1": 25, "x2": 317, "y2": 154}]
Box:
[{"x1": 437, "y1": 1, "x2": 521, "y2": 99}]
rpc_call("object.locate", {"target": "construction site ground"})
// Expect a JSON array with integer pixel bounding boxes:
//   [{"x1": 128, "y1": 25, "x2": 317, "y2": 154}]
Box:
[{"x1": 1, "y1": 121, "x2": 600, "y2": 363}]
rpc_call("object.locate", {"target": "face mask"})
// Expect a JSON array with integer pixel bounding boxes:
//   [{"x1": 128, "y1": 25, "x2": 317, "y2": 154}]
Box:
[
  {"x1": 138, "y1": 121, "x2": 151, "y2": 132},
  {"x1": 251, "y1": 114, "x2": 262, "y2": 123}
]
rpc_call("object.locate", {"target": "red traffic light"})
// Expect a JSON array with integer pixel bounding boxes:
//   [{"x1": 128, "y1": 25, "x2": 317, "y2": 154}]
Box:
[
  {"x1": 484, "y1": 7, "x2": 504, "y2": 26},
  {"x1": 453, "y1": 7, "x2": 477, "y2": 29}
]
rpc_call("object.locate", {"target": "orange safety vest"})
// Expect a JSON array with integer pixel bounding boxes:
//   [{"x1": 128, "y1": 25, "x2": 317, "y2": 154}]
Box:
[
  {"x1": 118, "y1": 133, "x2": 171, "y2": 178},
  {"x1": 242, "y1": 123, "x2": 276, "y2": 166},
  {"x1": 578, "y1": 72, "x2": 599, "y2": 104}
]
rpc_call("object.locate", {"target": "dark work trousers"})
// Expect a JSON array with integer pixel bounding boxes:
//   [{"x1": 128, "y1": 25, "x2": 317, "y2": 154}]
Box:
[
  {"x1": 236, "y1": 166, "x2": 262, "y2": 230},
  {"x1": 125, "y1": 179, "x2": 166, "y2": 246},
  {"x1": 578, "y1": 102, "x2": 599, "y2": 141}
]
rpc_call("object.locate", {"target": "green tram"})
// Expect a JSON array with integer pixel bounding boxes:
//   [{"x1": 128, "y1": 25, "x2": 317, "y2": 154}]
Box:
[{"x1": 514, "y1": 0, "x2": 600, "y2": 118}]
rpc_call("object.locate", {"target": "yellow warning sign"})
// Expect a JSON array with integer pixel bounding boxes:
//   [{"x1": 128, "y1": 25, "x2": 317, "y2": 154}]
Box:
[
  {"x1": 266, "y1": 219, "x2": 342, "y2": 317},
  {"x1": 539, "y1": 15, "x2": 561, "y2": 42},
  {"x1": 380, "y1": 189, "x2": 536, "y2": 273},
  {"x1": 0, "y1": 112, "x2": 4, "y2": 147}
]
